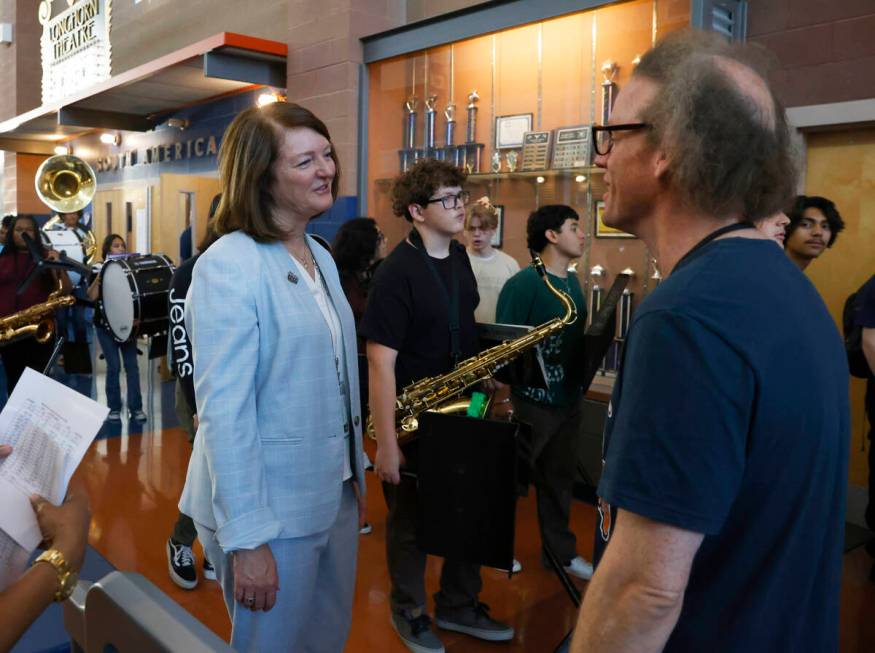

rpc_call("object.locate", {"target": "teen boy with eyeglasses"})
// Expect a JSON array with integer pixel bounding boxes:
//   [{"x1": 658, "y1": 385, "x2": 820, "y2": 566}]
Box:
[{"x1": 361, "y1": 158, "x2": 514, "y2": 653}]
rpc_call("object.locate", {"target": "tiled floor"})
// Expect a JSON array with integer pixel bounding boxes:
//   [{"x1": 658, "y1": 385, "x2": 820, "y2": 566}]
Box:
[{"x1": 9, "y1": 332, "x2": 875, "y2": 651}]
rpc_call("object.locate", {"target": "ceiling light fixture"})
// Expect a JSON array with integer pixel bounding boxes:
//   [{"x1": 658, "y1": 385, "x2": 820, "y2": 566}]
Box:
[
  {"x1": 99, "y1": 132, "x2": 120, "y2": 146},
  {"x1": 166, "y1": 118, "x2": 190, "y2": 130},
  {"x1": 257, "y1": 91, "x2": 286, "y2": 107}
]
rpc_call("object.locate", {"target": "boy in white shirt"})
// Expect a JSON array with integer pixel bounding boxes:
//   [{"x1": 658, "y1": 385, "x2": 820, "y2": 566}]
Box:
[{"x1": 464, "y1": 197, "x2": 520, "y2": 323}]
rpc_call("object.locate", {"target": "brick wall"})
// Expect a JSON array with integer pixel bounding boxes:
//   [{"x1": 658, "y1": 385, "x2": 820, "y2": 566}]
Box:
[
  {"x1": 286, "y1": 0, "x2": 407, "y2": 197},
  {"x1": 748, "y1": 0, "x2": 875, "y2": 107},
  {"x1": 406, "y1": 0, "x2": 489, "y2": 22},
  {"x1": 109, "y1": 0, "x2": 289, "y2": 76}
]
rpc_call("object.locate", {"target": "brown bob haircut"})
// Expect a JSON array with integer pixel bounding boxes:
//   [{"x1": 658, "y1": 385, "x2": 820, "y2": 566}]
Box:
[{"x1": 212, "y1": 102, "x2": 340, "y2": 242}]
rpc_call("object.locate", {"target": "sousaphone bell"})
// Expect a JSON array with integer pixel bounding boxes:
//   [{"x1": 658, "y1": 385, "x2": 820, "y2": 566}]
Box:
[{"x1": 35, "y1": 154, "x2": 98, "y2": 264}]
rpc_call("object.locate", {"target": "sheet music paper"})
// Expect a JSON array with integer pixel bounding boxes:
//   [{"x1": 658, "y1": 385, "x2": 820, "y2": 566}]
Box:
[
  {"x1": 0, "y1": 367, "x2": 107, "y2": 589},
  {"x1": 0, "y1": 529, "x2": 29, "y2": 593}
]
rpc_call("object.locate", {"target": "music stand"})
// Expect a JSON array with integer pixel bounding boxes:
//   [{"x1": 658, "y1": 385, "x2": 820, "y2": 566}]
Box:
[{"x1": 416, "y1": 411, "x2": 519, "y2": 572}]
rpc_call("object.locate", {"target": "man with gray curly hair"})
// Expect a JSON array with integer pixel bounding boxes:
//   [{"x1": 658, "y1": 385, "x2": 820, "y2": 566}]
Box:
[{"x1": 572, "y1": 31, "x2": 849, "y2": 653}]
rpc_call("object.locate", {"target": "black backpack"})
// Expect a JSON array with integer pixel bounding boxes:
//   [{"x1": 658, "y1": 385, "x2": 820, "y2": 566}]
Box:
[{"x1": 843, "y1": 286, "x2": 872, "y2": 379}]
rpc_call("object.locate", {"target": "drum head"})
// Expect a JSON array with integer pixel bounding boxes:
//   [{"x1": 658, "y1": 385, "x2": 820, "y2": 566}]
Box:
[{"x1": 101, "y1": 261, "x2": 135, "y2": 341}]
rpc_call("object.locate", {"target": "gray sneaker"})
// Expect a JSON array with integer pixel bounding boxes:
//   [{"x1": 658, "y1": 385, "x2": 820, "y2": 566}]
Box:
[
  {"x1": 391, "y1": 610, "x2": 445, "y2": 653},
  {"x1": 435, "y1": 602, "x2": 514, "y2": 641}
]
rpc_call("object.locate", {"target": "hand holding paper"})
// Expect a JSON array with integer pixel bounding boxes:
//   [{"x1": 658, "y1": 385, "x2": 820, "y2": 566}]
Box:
[{"x1": 0, "y1": 367, "x2": 106, "y2": 590}]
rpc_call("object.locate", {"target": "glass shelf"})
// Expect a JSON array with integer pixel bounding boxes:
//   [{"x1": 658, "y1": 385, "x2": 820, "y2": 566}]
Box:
[{"x1": 375, "y1": 166, "x2": 604, "y2": 186}]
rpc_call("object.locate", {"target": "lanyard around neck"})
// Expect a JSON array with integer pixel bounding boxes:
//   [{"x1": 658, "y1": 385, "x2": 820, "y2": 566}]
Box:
[{"x1": 674, "y1": 221, "x2": 755, "y2": 272}]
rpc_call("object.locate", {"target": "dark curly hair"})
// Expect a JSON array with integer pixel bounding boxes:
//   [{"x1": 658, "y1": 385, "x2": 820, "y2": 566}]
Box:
[
  {"x1": 391, "y1": 159, "x2": 466, "y2": 222},
  {"x1": 785, "y1": 195, "x2": 845, "y2": 248},
  {"x1": 332, "y1": 217, "x2": 381, "y2": 276},
  {"x1": 527, "y1": 205, "x2": 579, "y2": 254}
]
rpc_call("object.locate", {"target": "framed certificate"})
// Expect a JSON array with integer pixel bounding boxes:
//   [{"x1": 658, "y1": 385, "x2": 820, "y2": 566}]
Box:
[{"x1": 495, "y1": 114, "x2": 533, "y2": 150}]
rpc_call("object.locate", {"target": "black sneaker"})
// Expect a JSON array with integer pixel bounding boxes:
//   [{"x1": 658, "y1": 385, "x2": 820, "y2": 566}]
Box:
[
  {"x1": 391, "y1": 610, "x2": 445, "y2": 652},
  {"x1": 435, "y1": 602, "x2": 514, "y2": 641},
  {"x1": 203, "y1": 557, "x2": 217, "y2": 581},
  {"x1": 166, "y1": 538, "x2": 197, "y2": 589}
]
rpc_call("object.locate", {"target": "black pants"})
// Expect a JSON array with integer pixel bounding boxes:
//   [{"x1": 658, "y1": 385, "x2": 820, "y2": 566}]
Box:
[
  {"x1": 1, "y1": 338, "x2": 54, "y2": 391},
  {"x1": 382, "y1": 473, "x2": 482, "y2": 615},
  {"x1": 171, "y1": 381, "x2": 197, "y2": 547},
  {"x1": 512, "y1": 394, "x2": 583, "y2": 564}
]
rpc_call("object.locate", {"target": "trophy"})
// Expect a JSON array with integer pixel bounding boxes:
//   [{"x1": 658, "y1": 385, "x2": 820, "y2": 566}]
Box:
[
  {"x1": 650, "y1": 257, "x2": 662, "y2": 287},
  {"x1": 443, "y1": 103, "x2": 461, "y2": 165},
  {"x1": 444, "y1": 103, "x2": 456, "y2": 145},
  {"x1": 601, "y1": 60, "x2": 619, "y2": 124},
  {"x1": 491, "y1": 151, "x2": 502, "y2": 173},
  {"x1": 505, "y1": 150, "x2": 519, "y2": 173},
  {"x1": 462, "y1": 91, "x2": 484, "y2": 173},
  {"x1": 405, "y1": 96, "x2": 418, "y2": 148},
  {"x1": 466, "y1": 90, "x2": 479, "y2": 143},
  {"x1": 589, "y1": 264, "x2": 606, "y2": 328},
  {"x1": 399, "y1": 96, "x2": 419, "y2": 172},
  {"x1": 425, "y1": 94, "x2": 437, "y2": 152}
]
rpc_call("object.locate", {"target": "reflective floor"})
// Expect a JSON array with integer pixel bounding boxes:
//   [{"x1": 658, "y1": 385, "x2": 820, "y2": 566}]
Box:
[{"x1": 10, "y1": 331, "x2": 875, "y2": 651}]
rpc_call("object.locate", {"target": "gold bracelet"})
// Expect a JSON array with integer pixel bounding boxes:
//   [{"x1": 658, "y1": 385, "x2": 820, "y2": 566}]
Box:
[{"x1": 33, "y1": 549, "x2": 78, "y2": 602}]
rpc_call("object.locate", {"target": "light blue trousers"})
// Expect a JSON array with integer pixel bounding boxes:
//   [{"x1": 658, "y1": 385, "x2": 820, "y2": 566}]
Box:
[{"x1": 196, "y1": 480, "x2": 358, "y2": 653}]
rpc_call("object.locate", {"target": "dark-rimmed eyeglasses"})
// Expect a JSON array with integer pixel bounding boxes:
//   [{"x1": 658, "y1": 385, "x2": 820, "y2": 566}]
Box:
[
  {"x1": 425, "y1": 190, "x2": 470, "y2": 210},
  {"x1": 591, "y1": 123, "x2": 650, "y2": 156}
]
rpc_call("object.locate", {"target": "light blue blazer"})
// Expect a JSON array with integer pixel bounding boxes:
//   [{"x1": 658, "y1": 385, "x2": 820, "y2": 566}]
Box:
[{"x1": 178, "y1": 231, "x2": 366, "y2": 552}]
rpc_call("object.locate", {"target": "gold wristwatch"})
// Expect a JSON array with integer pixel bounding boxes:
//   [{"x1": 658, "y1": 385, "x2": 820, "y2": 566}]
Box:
[{"x1": 33, "y1": 549, "x2": 78, "y2": 602}]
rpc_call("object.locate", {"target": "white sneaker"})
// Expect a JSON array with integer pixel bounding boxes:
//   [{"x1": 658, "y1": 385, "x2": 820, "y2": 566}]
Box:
[
  {"x1": 564, "y1": 556, "x2": 593, "y2": 580},
  {"x1": 490, "y1": 558, "x2": 522, "y2": 574}
]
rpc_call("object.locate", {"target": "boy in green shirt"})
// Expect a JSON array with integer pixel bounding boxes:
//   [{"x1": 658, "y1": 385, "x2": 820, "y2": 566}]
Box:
[{"x1": 496, "y1": 204, "x2": 592, "y2": 580}]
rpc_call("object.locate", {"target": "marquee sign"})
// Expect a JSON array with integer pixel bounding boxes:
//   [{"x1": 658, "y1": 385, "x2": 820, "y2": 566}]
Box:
[{"x1": 39, "y1": 0, "x2": 112, "y2": 103}]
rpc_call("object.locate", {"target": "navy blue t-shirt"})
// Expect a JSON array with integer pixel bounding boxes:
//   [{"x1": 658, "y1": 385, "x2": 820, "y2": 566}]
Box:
[{"x1": 597, "y1": 237, "x2": 849, "y2": 653}]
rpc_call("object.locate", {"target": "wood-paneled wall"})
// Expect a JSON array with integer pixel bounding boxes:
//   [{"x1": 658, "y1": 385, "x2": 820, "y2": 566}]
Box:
[{"x1": 803, "y1": 127, "x2": 875, "y2": 487}]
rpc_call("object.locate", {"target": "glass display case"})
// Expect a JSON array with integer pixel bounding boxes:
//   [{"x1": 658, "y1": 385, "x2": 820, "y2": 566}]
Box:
[{"x1": 365, "y1": 0, "x2": 691, "y2": 375}]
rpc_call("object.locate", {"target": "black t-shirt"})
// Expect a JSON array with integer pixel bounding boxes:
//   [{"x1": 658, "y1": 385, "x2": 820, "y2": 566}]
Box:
[
  {"x1": 855, "y1": 273, "x2": 875, "y2": 423},
  {"x1": 360, "y1": 236, "x2": 480, "y2": 392},
  {"x1": 597, "y1": 238, "x2": 849, "y2": 653}
]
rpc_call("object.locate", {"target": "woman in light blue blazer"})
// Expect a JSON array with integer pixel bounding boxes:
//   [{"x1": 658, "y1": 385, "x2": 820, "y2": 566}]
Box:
[{"x1": 179, "y1": 102, "x2": 367, "y2": 653}]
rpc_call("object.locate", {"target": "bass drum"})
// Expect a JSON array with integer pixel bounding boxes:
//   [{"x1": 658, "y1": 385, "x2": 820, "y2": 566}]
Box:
[
  {"x1": 41, "y1": 229, "x2": 86, "y2": 285},
  {"x1": 99, "y1": 254, "x2": 175, "y2": 343}
]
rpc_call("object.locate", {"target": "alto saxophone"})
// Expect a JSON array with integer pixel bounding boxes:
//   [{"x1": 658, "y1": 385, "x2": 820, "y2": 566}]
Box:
[
  {"x1": 367, "y1": 255, "x2": 577, "y2": 444},
  {"x1": 0, "y1": 283, "x2": 74, "y2": 344}
]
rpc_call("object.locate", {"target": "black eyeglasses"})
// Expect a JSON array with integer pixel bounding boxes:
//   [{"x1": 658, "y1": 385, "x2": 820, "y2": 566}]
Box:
[
  {"x1": 426, "y1": 190, "x2": 470, "y2": 210},
  {"x1": 591, "y1": 123, "x2": 650, "y2": 156}
]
